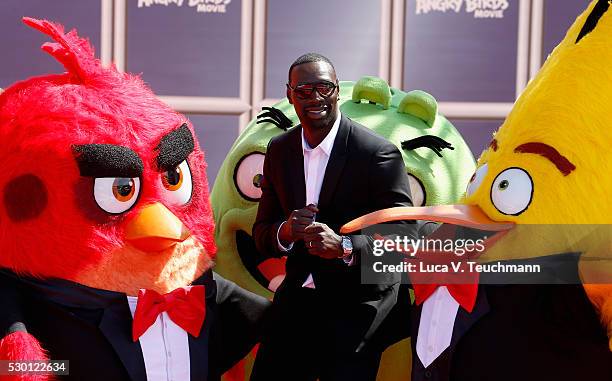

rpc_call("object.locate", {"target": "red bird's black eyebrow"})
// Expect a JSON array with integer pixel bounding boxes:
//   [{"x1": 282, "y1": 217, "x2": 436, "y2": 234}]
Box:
[
  {"x1": 514, "y1": 142, "x2": 576, "y2": 176},
  {"x1": 73, "y1": 144, "x2": 144, "y2": 178},
  {"x1": 155, "y1": 123, "x2": 195, "y2": 171}
]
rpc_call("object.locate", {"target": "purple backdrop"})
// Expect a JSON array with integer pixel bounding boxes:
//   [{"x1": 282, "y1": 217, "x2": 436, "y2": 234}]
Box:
[
  {"x1": 542, "y1": 0, "x2": 589, "y2": 60},
  {"x1": 0, "y1": 0, "x2": 100, "y2": 88},
  {"x1": 265, "y1": 0, "x2": 381, "y2": 99},
  {"x1": 189, "y1": 114, "x2": 240, "y2": 187},
  {"x1": 0, "y1": 0, "x2": 591, "y2": 183},
  {"x1": 451, "y1": 119, "x2": 502, "y2": 158},
  {"x1": 403, "y1": 0, "x2": 519, "y2": 102},
  {"x1": 126, "y1": 0, "x2": 242, "y2": 97}
]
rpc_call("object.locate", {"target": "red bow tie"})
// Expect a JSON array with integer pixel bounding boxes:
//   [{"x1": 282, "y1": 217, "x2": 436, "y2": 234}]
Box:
[
  {"x1": 413, "y1": 283, "x2": 479, "y2": 313},
  {"x1": 132, "y1": 286, "x2": 206, "y2": 342},
  {"x1": 409, "y1": 255, "x2": 479, "y2": 313}
]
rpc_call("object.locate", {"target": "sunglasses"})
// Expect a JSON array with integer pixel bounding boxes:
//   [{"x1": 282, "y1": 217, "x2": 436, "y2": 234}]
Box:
[{"x1": 287, "y1": 81, "x2": 338, "y2": 99}]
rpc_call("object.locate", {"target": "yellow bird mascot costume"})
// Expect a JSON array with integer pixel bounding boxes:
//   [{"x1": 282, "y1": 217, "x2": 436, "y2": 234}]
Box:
[{"x1": 342, "y1": 0, "x2": 612, "y2": 379}]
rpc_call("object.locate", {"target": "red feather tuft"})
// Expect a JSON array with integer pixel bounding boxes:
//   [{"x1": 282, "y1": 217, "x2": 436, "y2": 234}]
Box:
[{"x1": 22, "y1": 17, "x2": 100, "y2": 84}]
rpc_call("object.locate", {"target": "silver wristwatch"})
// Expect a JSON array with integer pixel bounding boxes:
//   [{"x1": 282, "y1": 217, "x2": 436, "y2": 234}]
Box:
[{"x1": 340, "y1": 235, "x2": 353, "y2": 258}]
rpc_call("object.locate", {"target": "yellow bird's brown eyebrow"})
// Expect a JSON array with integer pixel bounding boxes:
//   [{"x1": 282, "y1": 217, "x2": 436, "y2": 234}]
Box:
[{"x1": 514, "y1": 142, "x2": 576, "y2": 176}]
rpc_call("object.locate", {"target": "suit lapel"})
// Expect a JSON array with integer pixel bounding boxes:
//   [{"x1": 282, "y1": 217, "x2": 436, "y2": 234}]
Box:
[
  {"x1": 9, "y1": 274, "x2": 148, "y2": 381},
  {"x1": 188, "y1": 275, "x2": 214, "y2": 381},
  {"x1": 98, "y1": 300, "x2": 147, "y2": 381},
  {"x1": 450, "y1": 286, "x2": 490, "y2": 346},
  {"x1": 286, "y1": 126, "x2": 306, "y2": 208},
  {"x1": 188, "y1": 330, "x2": 209, "y2": 381},
  {"x1": 317, "y1": 116, "x2": 350, "y2": 212}
]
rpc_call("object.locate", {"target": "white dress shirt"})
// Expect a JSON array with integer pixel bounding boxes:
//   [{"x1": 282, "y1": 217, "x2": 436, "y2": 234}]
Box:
[
  {"x1": 276, "y1": 112, "x2": 342, "y2": 288},
  {"x1": 127, "y1": 296, "x2": 191, "y2": 381},
  {"x1": 416, "y1": 286, "x2": 460, "y2": 368}
]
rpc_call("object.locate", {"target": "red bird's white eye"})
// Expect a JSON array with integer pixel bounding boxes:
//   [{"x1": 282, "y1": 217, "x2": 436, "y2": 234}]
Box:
[
  {"x1": 94, "y1": 177, "x2": 141, "y2": 214},
  {"x1": 161, "y1": 160, "x2": 193, "y2": 205}
]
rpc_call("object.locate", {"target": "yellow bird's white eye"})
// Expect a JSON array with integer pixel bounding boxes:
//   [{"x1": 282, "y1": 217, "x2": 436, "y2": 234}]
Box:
[
  {"x1": 466, "y1": 163, "x2": 488, "y2": 197},
  {"x1": 161, "y1": 160, "x2": 193, "y2": 206},
  {"x1": 407, "y1": 173, "x2": 425, "y2": 206},
  {"x1": 490, "y1": 167, "x2": 533, "y2": 216},
  {"x1": 234, "y1": 153, "x2": 265, "y2": 201},
  {"x1": 94, "y1": 177, "x2": 141, "y2": 214}
]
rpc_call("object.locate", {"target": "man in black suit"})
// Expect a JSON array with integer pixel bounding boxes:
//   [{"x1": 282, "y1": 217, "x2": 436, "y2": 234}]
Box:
[{"x1": 250, "y1": 53, "x2": 416, "y2": 381}]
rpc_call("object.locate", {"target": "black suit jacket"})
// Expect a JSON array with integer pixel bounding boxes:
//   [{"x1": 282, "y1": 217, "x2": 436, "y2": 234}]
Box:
[
  {"x1": 0, "y1": 270, "x2": 270, "y2": 381},
  {"x1": 377, "y1": 254, "x2": 612, "y2": 380},
  {"x1": 410, "y1": 285, "x2": 612, "y2": 380},
  {"x1": 253, "y1": 115, "x2": 415, "y2": 350}
]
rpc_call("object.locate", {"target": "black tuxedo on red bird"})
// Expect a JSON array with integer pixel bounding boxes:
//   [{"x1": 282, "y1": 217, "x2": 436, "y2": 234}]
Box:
[{"x1": 0, "y1": 270, "x2": 269, "y2": 381}]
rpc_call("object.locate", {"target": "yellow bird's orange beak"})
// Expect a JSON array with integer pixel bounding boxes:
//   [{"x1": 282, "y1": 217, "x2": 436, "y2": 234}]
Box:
[
  {"x1": 340, "y1": 205, "x2": 514, "y2": 234},
  {"x1": 125, "y1": 203, "x2": 191, "y2": 252},
  {"x1": 341, "y1": 205, "x2": 515, "y2": 259}
]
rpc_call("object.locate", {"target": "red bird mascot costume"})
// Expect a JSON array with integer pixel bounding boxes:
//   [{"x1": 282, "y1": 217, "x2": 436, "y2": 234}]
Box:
[{"x1": 0, "y1": 18, "x2": 268, "y2": 381}]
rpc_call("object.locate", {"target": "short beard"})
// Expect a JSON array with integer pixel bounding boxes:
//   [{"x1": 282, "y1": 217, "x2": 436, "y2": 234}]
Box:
[{"x1": 309, "y1": 110, "x2": 337, "y2": 130}]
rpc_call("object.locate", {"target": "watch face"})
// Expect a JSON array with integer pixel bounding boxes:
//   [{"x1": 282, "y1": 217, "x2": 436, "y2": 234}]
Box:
[{"x1": 342, "y1": 236, "x2": 353, "y2": 252}]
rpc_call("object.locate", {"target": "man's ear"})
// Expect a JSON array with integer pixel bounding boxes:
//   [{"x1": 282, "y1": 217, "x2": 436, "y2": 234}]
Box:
[{"x1": 286, "y1": 84, "x2": 293, "y2": 105}]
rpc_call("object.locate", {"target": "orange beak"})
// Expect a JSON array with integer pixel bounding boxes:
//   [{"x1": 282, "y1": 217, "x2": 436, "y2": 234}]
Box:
[
  {"x1": 340, "y1": 205, "x2": 514, "y2": 234},
  {"x1": 125, "y1": 203, "x2": 191, "y2": 252}
]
